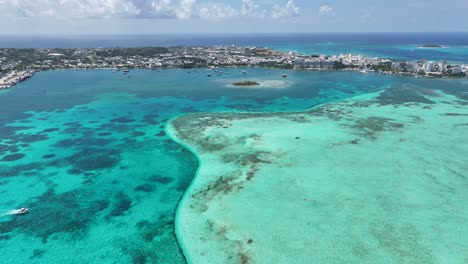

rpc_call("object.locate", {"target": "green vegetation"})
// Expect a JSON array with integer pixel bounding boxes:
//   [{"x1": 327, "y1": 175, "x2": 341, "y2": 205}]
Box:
[
  {"x1": 233, "y1": 81, "x2": 260, "y2": 86},
  {"x1": 333, "y1": 61, "x2": 358, "y2": 70},
  {"x1": 421, "y1": 44, "x2": 443, "y2": 48},
  {"x1": 95, "y1": 47, "x2": 170, "y2": 57}
]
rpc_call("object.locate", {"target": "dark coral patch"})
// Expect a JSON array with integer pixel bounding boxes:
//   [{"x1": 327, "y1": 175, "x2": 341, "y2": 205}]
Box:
[
  {"x1": 64, "y1": 122, "x2": 81, "y2": 127},
  {"x1": 83, "y1": 179, "x2": 93, "y2": 185},
  {"x1": 135, "y1": 213, "x2": 173, "y2": 242},
  {"x1": 99, "y1": 123, "x2": 132, "y2": 133},
  {"x1": 0, "y1": 162, "x2": 42, "y2": 178},
  {"x1": 72, "y1": 153, "x2": 119, "y2": 171},
  {"x1": 49, "y1": 148, "x2": 121, "y2": 173},
  {"x1": 54, "y1": 138, "x2": 112, "y2": 148},
  {"x1": 132, "y1": 131, "x2": 145, "y2": 137},
  {"x1": 377, "y1": 85, "x2": 435, "y2": 105},
  {"x1": 40, "y1": 128, "x2": 59, "y2": 133},
  {"x1": 42, "y1": 154, "x2": 55, "y2": 159},
  {"x1": 155, "y1": 131, "x2": 166, "y2": 137},
  {"x1": 67, "y1": 168, "x2": 83, "y2": 175},
  {"x1": 110, "y1": 117, "x2": 136, "y2": 123},
  {"x1": 134, "y1": 184, "x2": 155, "y2": 193},
  {"x1": 0, "y1": 144, "x2": 19, "y2": 156},
  {"x1": 0, "y1": 234, "x2": 11, "y2": 240},
  {"x1": 150, "y1": 175, "x2": 173, "y2": 184},
  {"x1": 106, "y1": 192, "x2": 132, "y2": 220},
  {"x1": 1, "y1": 153, "x2": 25, "y2": 162},
  {"x1": 30, "y1": 249, "x2": 45, "y2": 259},
  {"x1": 0, "y1": 189, "x2": 109, "y2": 242},
  {"x1": 14, "y1": 134, "x2": 49, "y2": 144},
  {"x1": 350, "y1": 117, "x2": 404, "y2": 140}
]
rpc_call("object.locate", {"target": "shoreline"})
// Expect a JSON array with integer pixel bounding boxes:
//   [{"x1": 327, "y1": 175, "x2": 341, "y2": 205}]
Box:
[
  {"x1": 165, "y1": 95, "x2": 357, "y2": 262},
  {"x1": 2, "y1": 66, "x2": 467, "y2": 90},
  {"x1": 165, "y1": 118, "x2": 204, "y2": 264},
  {"x1": 165, "y1": 92, "x2": 379, "y2": 263}
]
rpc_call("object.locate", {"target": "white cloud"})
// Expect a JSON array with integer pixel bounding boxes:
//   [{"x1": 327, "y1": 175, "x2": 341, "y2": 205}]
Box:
[
  {"x1": 198, "y1": 3, "x2": 239, "y2": 19},
  {"x1": 272, "y1": 0, "x2": 300, "y2": 19},
  {"x1": 319, "y1": 4, "x2": 333, "y2": 15},
  {"x1": 241, "y1": 0, "x2": 264, "y2": 17},
  {"x1": 0, "y1": 0, "x2": 298, "y2": 21},
  {"x1": 1, "y1": 0, "x2": 141, "y2": 19},
  {"x1": 151, "y1": 0, "x2": 171, "y2": 12},
  {"x1": 175, "y1": 0, "x2": 196, "y2": 19}
]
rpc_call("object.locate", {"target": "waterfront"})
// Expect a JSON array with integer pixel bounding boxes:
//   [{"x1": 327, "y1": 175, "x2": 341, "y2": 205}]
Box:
[{"x1": 1, "y1": 44, "x2": 467, "y2": 89}]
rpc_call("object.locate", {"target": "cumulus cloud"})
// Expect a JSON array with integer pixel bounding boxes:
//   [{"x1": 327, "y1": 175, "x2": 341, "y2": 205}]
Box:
[
  {"x1": 0, "y1": 0, "x2": 298, "y2": 20},
  {"x1": 151, "y1": 0, "x2": 171, "y2": 13},
  {"x1": 1, "y1": 0, "x2": 141, "y2": 18},
  {"x1": 175, "y1": 0, "x2": 196, "y2": 19},
  {"x1": 319, "y1": 4, "x2": 333, "y2": 15},
  {"x1": 272, "y1": 0, "x2": 300, "y2": 19},
  {"x1": 198, "y1": 3, "x2": 239, "y2": 19},
  {"x1": 240, "y1": 0, "x2": 265, "y2": 17}
]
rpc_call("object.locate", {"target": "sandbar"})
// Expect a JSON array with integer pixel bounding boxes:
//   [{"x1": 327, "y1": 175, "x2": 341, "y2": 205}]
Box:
[{"x1": 168, "y1": 86, "x2": 468, "y2": 263}]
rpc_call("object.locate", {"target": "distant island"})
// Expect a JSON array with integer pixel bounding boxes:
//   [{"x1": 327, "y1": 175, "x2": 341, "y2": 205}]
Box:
[
  {"x1": 421, "y1": 44, "x2": 444, "y2": 48},
  {"x1": 232, "y1": 81, "x2": 260, "y2": 86}
]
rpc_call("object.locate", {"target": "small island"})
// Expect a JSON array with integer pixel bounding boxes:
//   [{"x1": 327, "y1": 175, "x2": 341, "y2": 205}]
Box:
[
  {"x1": 232, "y1": 81, "x2": 260, "y2": 86},
  {"x1": 421, "y1": 44, "x2": 444, "y2": 48}
]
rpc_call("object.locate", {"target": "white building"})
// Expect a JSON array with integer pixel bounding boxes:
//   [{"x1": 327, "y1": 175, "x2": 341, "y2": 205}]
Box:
[
  {"x1": 451, "y1": 67, "x2": 462, "y2": 75},
  {"x1": 424, "y1": 61, "x2": 435, "y2": 72}
]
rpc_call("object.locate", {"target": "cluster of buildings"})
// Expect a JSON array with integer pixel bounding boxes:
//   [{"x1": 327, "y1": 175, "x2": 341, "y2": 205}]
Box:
[
  {"x1": 0, "y1": 70, "x2": 35, "y2": 89},
  {"x1": 293, "y1": 53, "x2": 468, "y2": 76},
  {"x1": 1, "y1": 46, "x2": 467, "y2": 88}
]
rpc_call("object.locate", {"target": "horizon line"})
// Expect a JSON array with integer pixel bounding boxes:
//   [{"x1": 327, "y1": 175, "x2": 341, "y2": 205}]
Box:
[{"x1": 1, "y1": 32, "x2": 468, "y2": 37}]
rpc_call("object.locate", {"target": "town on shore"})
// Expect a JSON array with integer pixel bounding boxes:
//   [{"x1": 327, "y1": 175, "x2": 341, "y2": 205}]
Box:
[{"x1": 1, "y1": 46, "x2": 467, "y2": 88}]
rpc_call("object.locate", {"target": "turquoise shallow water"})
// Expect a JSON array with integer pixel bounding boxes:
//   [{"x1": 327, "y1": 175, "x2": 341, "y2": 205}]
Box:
[
  {"x1": 0, "y1": 68, "x2": 466, "y2": 263},
  {"x1": 270, "y1": 43, "x2": 468, "y2": 63}
]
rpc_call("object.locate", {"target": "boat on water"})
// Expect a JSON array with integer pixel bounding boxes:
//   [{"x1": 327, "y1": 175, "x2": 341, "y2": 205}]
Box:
[
  {"x1": 10, "y1": 208, "x2": 28, "y2": 215},
  {"x1": 242, "y1": 70, "x2": 247, "y2": 74}
]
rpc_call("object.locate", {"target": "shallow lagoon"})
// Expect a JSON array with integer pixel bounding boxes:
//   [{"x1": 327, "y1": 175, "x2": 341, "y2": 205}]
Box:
[
  {"x1": 169, "y1": 84, "x2": 468, "y2": 264},
  {"x1": 0, "y1": 68, "x2": 466, "y2": 263}
]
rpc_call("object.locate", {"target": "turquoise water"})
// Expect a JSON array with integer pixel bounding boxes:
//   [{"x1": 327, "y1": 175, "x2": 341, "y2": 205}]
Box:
[
  {"x1": 0, "y1": 68, "x2": 466, "y2": 263},
  {"x1": 270, "y1": 43, "x2": 468, "y2": 63}
]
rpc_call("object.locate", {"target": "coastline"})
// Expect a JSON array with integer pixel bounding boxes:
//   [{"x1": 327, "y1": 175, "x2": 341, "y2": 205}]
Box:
[
  {"x1": 166, "y1": 87, "x2": 468, "y2": 263},
  {"x1": 3, "y1": 66, "x2": 466, "y2": 90},
  {"x1": 165, "y1": 99, "x2": 341, "y2": 263},
  {"x1": 165, "y1": 119, "x2": 203, "y2": 264},
  {"x1": 1, "y1": 44, "x2": 467, "y2": 89}
]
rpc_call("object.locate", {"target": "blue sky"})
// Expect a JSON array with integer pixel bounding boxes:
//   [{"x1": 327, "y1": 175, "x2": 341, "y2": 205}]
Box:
[{"x1": 0, "y1": 0, "x2": 467, "y2": 34}]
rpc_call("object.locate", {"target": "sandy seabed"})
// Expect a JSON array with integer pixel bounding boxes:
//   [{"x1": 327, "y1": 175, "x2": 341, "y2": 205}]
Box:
[{"x1": 168, "y1": 87, "x2": 468, "y2": 264}]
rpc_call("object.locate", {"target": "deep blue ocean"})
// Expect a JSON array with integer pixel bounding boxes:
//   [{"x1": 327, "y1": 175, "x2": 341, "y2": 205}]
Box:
[{"x1": 1, "y1": 33, "x2": 468, "y2": 62}]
